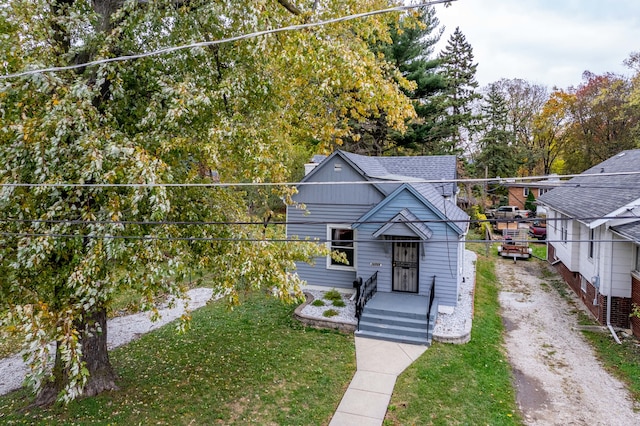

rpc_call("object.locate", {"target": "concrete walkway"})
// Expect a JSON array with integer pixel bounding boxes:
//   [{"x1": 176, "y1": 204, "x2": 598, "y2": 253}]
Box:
[{"x1": 329, "y1": 336, "x2": 428, "y2": 426}]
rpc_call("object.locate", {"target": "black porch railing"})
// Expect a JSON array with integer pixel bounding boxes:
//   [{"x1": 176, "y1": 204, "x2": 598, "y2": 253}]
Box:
[
  {"x1": 426, "y1": 275, "x2": 436, "y2": 333},
  {"x1": 354, "y1": 271, "x2": 378, "y2": 329}
]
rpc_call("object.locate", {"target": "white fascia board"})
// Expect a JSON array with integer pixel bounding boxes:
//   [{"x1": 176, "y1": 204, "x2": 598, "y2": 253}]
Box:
[{"x1": 589, "y1": 197, "x2": 640, "y2": 229}]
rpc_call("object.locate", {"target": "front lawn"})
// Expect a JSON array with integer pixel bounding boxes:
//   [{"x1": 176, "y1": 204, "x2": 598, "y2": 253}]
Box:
[
  {"x1": 385, "y1": 250, "x2": 522, "y2": 425},
  {"x1": 0, "y1": 293, "x2": 355, "y2": 425}
]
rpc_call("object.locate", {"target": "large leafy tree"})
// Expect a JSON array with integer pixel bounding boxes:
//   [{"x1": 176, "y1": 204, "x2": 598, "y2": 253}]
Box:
[
  {"x1": 561, "y1": 71, "x2": 638, "y2": 173},
  {"x1": 0, "y1": 0, "x2": 414, "y2": 405},
  {"x1": 488, "y1": 78, "x2": 548, "y2": 174},
  {"x1": 531, "y1": 90, "x2": 572, "y2": 175}
]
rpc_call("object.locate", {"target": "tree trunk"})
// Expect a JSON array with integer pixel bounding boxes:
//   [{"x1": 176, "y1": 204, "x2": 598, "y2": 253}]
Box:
[{"x1": 34, "y1": 306, "x2": 118, "y2": 407}]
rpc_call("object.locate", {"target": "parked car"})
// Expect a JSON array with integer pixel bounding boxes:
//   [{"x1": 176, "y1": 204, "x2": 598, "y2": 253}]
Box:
[
  {"x1": 528, "y1": 220, "x2": 547, "y2": 240},
  {"x1": 486, "y1": 205, "x2": 530, "y2": 220}
]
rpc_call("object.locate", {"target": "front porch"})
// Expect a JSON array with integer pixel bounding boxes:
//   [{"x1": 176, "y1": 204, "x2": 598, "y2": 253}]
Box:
[{"x1": 355, "y1": 291, "x2": 438, "y2": 346}]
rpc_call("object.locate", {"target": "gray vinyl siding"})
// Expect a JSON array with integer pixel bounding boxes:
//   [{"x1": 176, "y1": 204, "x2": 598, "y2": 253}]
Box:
[
  {"x1": 353, "y1": 189, "x2": 460, "y2": 306},
  {"x1": 293, "y1": 158, "x2": 386, "y2": 206},
  {"x1": 287, "y1": 153, "x2": 464, "y2": 303},
  {"x1": 288, "y1": 159, "x2": 386, "y2": 289},
  {"x1": 287, "y1": 203, "x2": 374, "y2": 289}
]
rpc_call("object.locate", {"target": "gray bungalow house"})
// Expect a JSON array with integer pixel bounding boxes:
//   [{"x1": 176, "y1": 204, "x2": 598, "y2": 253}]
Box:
[
  {"x1": 538, "y1": 149, "x2": 640, "y2": 338},
  {"x1": 287, "y1": 150, "x2": 469, "y2": 344}
]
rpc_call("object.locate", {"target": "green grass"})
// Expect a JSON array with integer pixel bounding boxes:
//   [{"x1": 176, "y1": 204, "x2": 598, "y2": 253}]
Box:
[
  {"x1": 529, "y1": 242, "x2": 547, "y2": 260},
  {"x1": 385, "y1": 252, "x2": 522, "y2": 426},
  {"x1": 0, "y1": 293, "x2": 355, "y2": 425},
  {"x1": 581, "y1": 330, "x2": 640, "y2": 402}
]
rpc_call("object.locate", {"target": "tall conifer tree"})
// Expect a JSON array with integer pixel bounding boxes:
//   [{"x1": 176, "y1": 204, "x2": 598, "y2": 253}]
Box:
[{"x1": 437, "y1": 27, "x2": 481, "y2": 155}]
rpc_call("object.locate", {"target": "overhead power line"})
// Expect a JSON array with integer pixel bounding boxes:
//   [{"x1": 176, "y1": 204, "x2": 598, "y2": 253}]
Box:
[
  {"x1": 1, "y1": 214, "x2": 639, "y2": 227},
  {"x1": 0, "y1": 0, "x2": 455, "y2": 80},
  {"x1": 1, "y1": 170, "x2": 639, "y2": 188},
  {"x1": 0, "y1": 231, "x2": 634, "y2": 246}
]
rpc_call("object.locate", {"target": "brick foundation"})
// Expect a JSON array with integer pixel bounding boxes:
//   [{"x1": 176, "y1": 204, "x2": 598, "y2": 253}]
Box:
[
  {"x1": 632, "y1": 274, "x2": 640, "y2": 339},
  {"x1": 548, "y1": 244, "x2": 632, "y2": 329}
]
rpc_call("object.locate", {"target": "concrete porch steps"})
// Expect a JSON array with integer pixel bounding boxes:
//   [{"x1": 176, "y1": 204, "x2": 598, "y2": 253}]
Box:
[{"x1": 354, "y1": 292, "x2": 438, "y2": 346}]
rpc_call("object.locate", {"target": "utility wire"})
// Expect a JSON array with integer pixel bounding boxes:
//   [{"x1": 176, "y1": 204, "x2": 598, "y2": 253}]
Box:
[
  {"x1": 1, "y1": 170, "x2": 639, "y2": 188},
  {"x1": 0, "y1": 215, "x2": 639, "y2": 227},
  {"x1": 0, "y1": 0, "x2": 455, "y2": 81},
  {"x1": 0, "y1": 231, "x2": 632, "y2": 246}
]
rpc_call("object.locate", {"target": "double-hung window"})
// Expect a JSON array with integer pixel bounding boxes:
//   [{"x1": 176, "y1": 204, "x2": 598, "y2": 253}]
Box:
[{"x1": 327, "y1": 226, "x2": 355, "y2": 269}]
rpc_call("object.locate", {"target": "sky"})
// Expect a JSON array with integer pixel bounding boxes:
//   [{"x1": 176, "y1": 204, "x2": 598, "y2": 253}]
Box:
[{"x1": 433, "y1": 0, "x2": 640, "y2": 89}]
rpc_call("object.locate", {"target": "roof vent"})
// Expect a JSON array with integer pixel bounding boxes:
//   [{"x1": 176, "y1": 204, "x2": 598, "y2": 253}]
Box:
[{"x1": 600, "y1": 168, "x2": 605, "y2": 173}]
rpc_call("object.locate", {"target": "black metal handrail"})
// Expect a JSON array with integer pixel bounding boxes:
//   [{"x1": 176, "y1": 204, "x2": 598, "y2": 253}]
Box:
[
  {"x1": 354, "y1": 271, "x2": 378, "y2": 329},
  {"x1": 426, "y1": 275, "x2": 436, "y2": 333}
]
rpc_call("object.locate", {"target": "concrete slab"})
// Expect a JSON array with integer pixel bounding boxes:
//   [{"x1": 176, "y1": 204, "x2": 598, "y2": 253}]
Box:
[
  {"x1": 398, "y1": 341, "x2": 429, "y2": 362},
  {"x1": 329, "y1": 411, "x2": 382, "y2": 426},
  {"x1": 355, "y1": 337, "x2": 428, "y2": 375},
  {"x1": 349, "y1": 371, "x2": 396, "y2": 394},
  {"x1": 334, "y1": 388, "x2": 391, "y2": 420}
]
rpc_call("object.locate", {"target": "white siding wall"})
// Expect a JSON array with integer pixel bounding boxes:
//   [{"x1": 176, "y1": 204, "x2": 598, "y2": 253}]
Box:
[
  {"x1": 577, "y1": 224, "x2": 598, "y2": 289},
  {"x1": 549, "y1": 210, "x2": 570, "y2": 265},
  {"x1": 607, "y1": 233, "x2": 634, "y2": 298}
]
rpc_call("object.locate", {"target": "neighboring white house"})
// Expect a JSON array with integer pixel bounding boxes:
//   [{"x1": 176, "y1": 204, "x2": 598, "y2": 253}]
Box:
[{"x1": 538, "y1": 149, "x2": 640, "y2": 336}]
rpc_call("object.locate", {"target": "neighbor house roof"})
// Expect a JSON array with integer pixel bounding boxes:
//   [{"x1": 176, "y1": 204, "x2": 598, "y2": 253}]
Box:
[
  {"x1": 340, "y1": 150, "x2": 458, "y2": 197},
  {"x1": 538, "y1": 149, "x2": 640, "y2": 225},
  {"x1": 611, "y1": 220, "x2": 640, "y2": 244}
]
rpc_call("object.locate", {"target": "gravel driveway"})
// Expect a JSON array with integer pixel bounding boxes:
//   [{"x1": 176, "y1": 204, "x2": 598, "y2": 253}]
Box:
[{"x1": 496, "y1": 257, "x2": 639, "y2": 425}]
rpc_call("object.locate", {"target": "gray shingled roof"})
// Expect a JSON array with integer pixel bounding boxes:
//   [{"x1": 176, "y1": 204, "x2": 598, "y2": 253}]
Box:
[
  {"x1": 340, "y1": 150, "x2": 458, "y2": 197},
  {"x1": 411, "y1": 182, "x2": 469, "y2": 229},
  {"x1": 611, "y1": 220, "x2": 640, "y2": 243},
  {"x1": 538, "y1": 149, "x2": 640, "y2": 224}
]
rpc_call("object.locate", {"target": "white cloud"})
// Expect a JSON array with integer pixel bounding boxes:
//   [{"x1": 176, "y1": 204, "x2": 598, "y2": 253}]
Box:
[{"x1": 434, "y1": 0, "x2": 640, "y2": 88}]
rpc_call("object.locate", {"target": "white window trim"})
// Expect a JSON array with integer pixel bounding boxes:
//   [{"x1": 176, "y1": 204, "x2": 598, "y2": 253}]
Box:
[
  {"x1": 523, "y1": 187, "x2": 530, "y2": 197},
  {"x1": 561, "y1": 214, "x2": 568, "y2": 245},
  {"x1": 326, "y1": 224, "x2": 356, "y2": 271}
]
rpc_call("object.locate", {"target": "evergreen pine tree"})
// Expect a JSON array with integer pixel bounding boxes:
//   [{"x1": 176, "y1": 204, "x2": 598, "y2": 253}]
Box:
[
  {"x1": 477, "y1": 83, "x2": 519, "y2": 179},
  {"x1": 384, "y1": 7, "x2": 449, "y2": 154},
  {"x1": 342, "y1": 6, "x2": 445, "y2": 155},
  {"x1": 437, "y1": 27, "x2": 481, "y2": 155}
]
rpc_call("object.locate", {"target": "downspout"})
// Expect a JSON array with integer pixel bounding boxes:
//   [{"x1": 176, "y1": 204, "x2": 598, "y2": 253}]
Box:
[{"x1": 607, "y1": 235, "x2": 622, "y2": 344}]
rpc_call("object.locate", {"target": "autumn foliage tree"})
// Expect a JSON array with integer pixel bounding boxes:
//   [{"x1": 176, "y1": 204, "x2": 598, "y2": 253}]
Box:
[
  {"x1": 560, "y1": 71, "x2": 638, "y2": 173},
  {"x1": 531, "y1": 90, "x2": 572, "y2": 175},
  {"x1": 0, "y1": 0, "x2": 415, "y2": 405}
]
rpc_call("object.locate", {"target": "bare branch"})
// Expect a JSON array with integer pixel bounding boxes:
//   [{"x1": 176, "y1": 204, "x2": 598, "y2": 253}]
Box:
[{"x1": 277, "y1": 0, "x2": 302, "y2": 15}]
